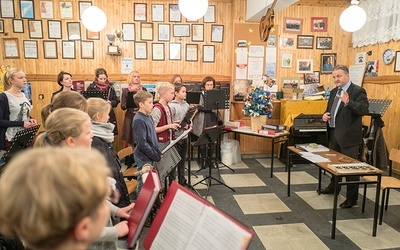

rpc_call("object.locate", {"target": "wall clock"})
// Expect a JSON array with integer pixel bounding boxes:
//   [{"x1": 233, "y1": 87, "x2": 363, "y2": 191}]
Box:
[{"x1": 382, "y1": 49, "x2": 395, "y2": 65}]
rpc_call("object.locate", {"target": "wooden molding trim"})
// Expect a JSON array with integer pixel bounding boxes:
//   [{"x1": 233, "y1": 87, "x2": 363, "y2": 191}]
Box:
[{"x1": 363, "y1": 76, "x2": 400, "y2": 85}]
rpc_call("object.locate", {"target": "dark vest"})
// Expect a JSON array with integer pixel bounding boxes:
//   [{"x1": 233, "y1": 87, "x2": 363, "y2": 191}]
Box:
[{"x1": 153, "y1": 103, "x2": 174, "y2": 143}]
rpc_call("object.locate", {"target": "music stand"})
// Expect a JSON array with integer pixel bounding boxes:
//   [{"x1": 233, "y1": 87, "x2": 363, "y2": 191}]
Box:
[
  {"x1": 192, "y1": 125, "x2": 235, "y2": 198},
  {"x1": 186, "y1": 92, "x2": 201, "y2": 104},
  {"x1": 81, "y1": 90, "x2": 108, "y2": 100},
  {"x1": 126, "y1": 92, "x2": 138, "y2": 109},
  {"x1": 368, "y1": 99, "x2": 392, "y2": 117},
  {"x1": 1, "y1": 125, "x2": 40, "y2": 161}
]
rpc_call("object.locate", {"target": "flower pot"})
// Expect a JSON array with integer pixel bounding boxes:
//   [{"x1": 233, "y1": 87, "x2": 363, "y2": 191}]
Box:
[{"x1": 250, "y1": 115, "x2": 267, "y2": 132}]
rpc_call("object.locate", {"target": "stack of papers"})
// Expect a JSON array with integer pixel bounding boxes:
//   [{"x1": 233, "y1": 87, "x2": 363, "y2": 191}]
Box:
[
  {"x1": 298, "y1": 144, "x2": 329, "y2": 153},
  {"x1": 299, "y1": 152, "x2": 330, "y2": 163}
]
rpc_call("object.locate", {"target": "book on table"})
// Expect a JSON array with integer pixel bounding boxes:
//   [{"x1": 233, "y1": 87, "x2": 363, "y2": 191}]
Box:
[{"x1": 142, "y1": 181, "x2": 254, "y2": 250}]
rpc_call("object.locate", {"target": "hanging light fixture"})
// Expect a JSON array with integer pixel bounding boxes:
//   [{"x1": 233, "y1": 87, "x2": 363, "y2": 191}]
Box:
[
  {"x1": 81, "y1": 6, "x2": 107, "y2": 32},
  {"x1": 339, "y1": 0, "x2": 366, "y2": 32},
  {"x1": 178, "y1": 0, "x2": 209, "y2": 20}
]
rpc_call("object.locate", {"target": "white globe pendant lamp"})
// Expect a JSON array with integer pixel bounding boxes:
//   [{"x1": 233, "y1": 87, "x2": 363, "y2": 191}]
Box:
[
  {"x1": 178, "y1": 0, "x2": 209, "y2": 20},
  {"x1": 81, "y1": 6, "x2": 107, "y2": 32},
  {"x1": 339, "y1": 0, "x2": 366, "y2": 32}
]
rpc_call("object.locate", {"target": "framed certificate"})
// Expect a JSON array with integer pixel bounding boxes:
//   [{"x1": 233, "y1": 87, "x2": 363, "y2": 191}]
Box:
[
  {"x1": 169, "y1": 42, "x2": 181, "y2": 60},
  {"x1": 62, "y1": 40, "x2": 75, "y2": 59},
  {"x1": 60, "y1": 2, "x2": 73, "y2": 19},
  {"x1": 203, "y1": 45, "x2": 215, "y2": 62},
  {"x1": 81, "y1": 40, "x2": 94, "y2": 59},
  {"x1": 169, "y1": 4, "x2": 181, "y2": 22},
  {"x1": 122, "y1": 23, "x2": 135, "y2": 41},
  {"x1": 48, "y1": 20, "x2": 62, "y2": 39},
  {"x1": 23, "y1": 40, "x2": 38, "y2": 59},
  {"x1": 40, "y1": 1, "x2": 54, "y2": 19},
  {"x1": 134, "y1": 3, "x2": 146, "y2": 21},
  {"x1": 0, "y1": 20, "x2": 3, "y2": 33},
  {"x1": 3, "y1": 38, "x2": 19, "y2": 58},
  {"x1": 20, "y1": 0, "x2": 34, "y2": 19},
  {"x1": 192, "y1": 24, "x2": 204, "y2": 42},
  {"x1": 78, "y1": 1, "x2": 91, "y2": 20},
  {"x1": 140, "y1": 22, "x2": 153, "y2": 41},
  {"x1": 28, "y1": 20, "x2": 43, "y2": 39},
  {"x1": 67, "y1": 22, "x2": 81, "y2": 40},
  {"x1": 1, "y1": 0, "x2": 15, "y2": 18},
  {"x1": 158, "y1": 24, "x2": 170, "y2": 41},
  {"x1": 13, "y1": 19, "x2": 24, "y2": 33},
  {"x1": 43, "y1": 40, "x2": 58, "y2": 59},
  {"x1": 173, "y1": 24, "x2": 190, "y2": 37},
  {"x1": 86, "y1": 30, "x2": 100, "y2": 40},
  {"x1": 152, "y1": 43, "x2": 164, "y2": 61},
  {"x1": 186, "y1": 44, "x2": 198, "y2": 62},
  {"x1": 152, "y1": 4, "x2": 164, "y2": 22},
  {"x1": 211, "y1": 24, "x2": 224, "y2": 43},
  {"x1": 203, "y1": 5, "x2": 215, "y2": 23},
  {"x1": 135, "y1": 42, "x2": 147, "y2": 59}
]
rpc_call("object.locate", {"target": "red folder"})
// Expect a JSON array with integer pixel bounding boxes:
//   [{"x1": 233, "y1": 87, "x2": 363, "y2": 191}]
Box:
[
  {"x1": 127, "y1": 170, "x2": 161, "y2": 248},
  {"x1": 143, "y1": 181, "x2": 254, "y2": 249}
]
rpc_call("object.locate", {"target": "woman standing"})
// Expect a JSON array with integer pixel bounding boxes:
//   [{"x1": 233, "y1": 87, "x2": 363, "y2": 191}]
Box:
[
  {"x1": 51, "y1": 71, "x2": 74, "y2": 102},
  {"x1": 170, "y1": 74, "x2": 183, "y2": 84},
  {"x1": 86, "y1": 68, "x2": 119, "y2": 135},
  {"x1": 0, "y1": 68, "x2": 37, "y2": 150}
]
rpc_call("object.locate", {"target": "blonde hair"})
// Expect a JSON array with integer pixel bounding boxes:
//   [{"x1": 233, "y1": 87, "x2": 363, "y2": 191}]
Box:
[
  {"x1": 35, "y1": 108, "x2": 90, "y2": 147},
  {"x1": 3, "y1": 68, "x2": 23, "y2": 91},
  {"x1": 134, "y1": 90, "x2": 153, "y2": 107},
  {"x1": 157, "y1": 82, "x2": 174, "y2": 97},
  {"x1": 0, "y1": 147, "x2": 110, "y2": 249},
  {"x1": 87, "y1": 98, "x2": 110, "y2": 121},
  {"x1": 127, "y1": 70, "x2": 140, "y2": 85},
  {"x1": 41, "y1": 91, "x2": 88, "y2": 125}
]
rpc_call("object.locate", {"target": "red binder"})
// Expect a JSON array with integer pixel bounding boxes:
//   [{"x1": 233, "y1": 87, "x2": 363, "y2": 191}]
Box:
[
  {"x1": 127, "y1": 170, "x2": 161, "y2": 248},
  {"x1": 143, "y1": 181, "x2": 254, "y2": 249}
]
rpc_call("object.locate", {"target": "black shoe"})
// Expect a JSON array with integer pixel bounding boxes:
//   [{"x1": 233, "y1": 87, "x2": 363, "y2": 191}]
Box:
[
  {"x1": 340, "y1": 200, "x2": 357, "y2": 209},
  {"x1": 319, "y1": 187, "x2": 334, "y2": 194}
]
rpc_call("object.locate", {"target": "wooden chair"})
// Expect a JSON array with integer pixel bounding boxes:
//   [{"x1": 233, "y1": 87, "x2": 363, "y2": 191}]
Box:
[
  {"x1": 362, "y1": 148, "x2": 400, "y2": 224},
  {"x1": 117, "y1": 146, "x2": 137, "y2": 178}
]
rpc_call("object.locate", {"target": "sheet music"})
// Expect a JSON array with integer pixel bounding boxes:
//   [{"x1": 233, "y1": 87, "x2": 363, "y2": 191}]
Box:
[
  {"x1": 298, "y1": 144, "x2": 329, "y2": 152},
  {"x1": 299, "y1": 152, "x2": 331, "y2": 163},
  {"x1": 162, "y1": 127, "x2": 192, "y2": 154}
]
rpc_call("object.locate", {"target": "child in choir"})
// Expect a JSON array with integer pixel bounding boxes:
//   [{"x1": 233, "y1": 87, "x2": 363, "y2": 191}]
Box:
[{"x1": 51, "y1": 71, "x2": 74, "y2": 102}]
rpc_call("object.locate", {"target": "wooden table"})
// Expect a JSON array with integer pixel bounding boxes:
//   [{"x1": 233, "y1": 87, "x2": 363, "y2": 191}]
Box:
[{"x1": 286, "y1": 146, "x2": 382, "y2": 239}]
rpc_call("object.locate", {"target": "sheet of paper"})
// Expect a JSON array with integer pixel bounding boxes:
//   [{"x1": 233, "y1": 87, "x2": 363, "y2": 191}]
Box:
[
  {"x1": 162, "y1": 127, "x2": 192, "y2": 154},
  {"x1": 299, "y1": 144, "x2": 329, "y2": 152},
  {"x1": 300, "y1": 153, "x2": 331, "y2": 163}
]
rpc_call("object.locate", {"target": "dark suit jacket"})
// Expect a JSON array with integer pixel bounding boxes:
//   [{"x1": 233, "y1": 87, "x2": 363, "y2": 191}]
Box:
[{"x1": 326, "y1": 82, "x2": 369, "y2": 148}]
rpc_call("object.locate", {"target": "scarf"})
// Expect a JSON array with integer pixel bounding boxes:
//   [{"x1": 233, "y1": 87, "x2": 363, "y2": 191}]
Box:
[
  {"x1": 91, "y1": 121, "x2": 115, "y2": 143},
  {"x1": 93, "y1": 78, "x2": 110, "y2": 92}
]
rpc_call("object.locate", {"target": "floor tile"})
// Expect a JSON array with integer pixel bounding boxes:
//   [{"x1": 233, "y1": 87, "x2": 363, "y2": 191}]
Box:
[
  {"x1": 360, "y1": 186, "x2": 400, "y2": 206},
  {"x1": 275, "y1": 171, "x2": 318, "y2": 185},
  {"x1": 221, "y1": 173, "x2": 266, "y2": 187},
  {"x1": 296, "y1": 191, "x2": 346, "y2": 210},
  {"x1": 256, "y1": 158, "x2": 285, "y2": 169},
  {"x1": 234, "y1": 193, "x2": 291, "y2": 214},
  {"x1": 218, "y1": 161, "x2": 249, "y2": 169}
]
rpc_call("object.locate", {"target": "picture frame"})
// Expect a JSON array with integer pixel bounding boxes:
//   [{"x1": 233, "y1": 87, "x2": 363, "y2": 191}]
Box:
[
  {"x1": 40, "y1": 1, "x2": 54, "y2": 19},
  {"x1": 0, "y1": 19, "x2": 3, "y2": 33},
  {"x1": 140, "y1": 22, "x2": 153, "y2": 41},
  {"x1": 211, "y1": 24, "x2": 224, "y2": 43},
  {"x1": 60, "y1": 1, "x2": 73, "y2": 19},
  {"x1": 48, "y1": 20, "x2": 62, "y2": 39},
  {"x1": 320, "y1": 53, "x2": 336, "y2": 74},
  {"x1": 78, "y1": 1, "x2": 91, "y2": 20},
  {"x1": 135, "y1": 42, "x2": 147, "y2": 59},
  {"x1": 86, "y1": 30, "x2": 100, "y2": 40},
  {"x1": 67, "y1": 22, "x2": 81, "y2": 40},
  {"x1": 316, "y1": 36, "x2": 332, "y2": 50},
  {"x1": 304, "y1": 71, "x2": 320, "y2": 84},
  {"x1": 134, "y1": 3, "x2": 147, "y2": 21},
  {"x1": 151, "y1": 43, "x2": 164, "y2": 61},
  {"x1": 23, "y1": 40, "x2": 37, "y2": 59},
  {"x1": 20, "y1": 0, "x2": 34, "y2": 19},
  {"x1": 1, "y1": 0, "x2": 15, "y2": 18},
  {"x1": 296, "y1": 59, "x2": 313, "y2": 73},
  {"x1": 169, "y1": 4, "x2": 181, "y2": 22},
  {"x1": 311, "y1": 17, "x2": 328, "y2": 32},
  {"x1": 173, "y1": 24, "x2": 190, "y2": 37},
  {"x1": 152, "y1": 4, "x2": 164, "y2": 22},
  {"x1": 122, "y1": 23, "x2": 135, "y2": 41},
  {"x1": 43, "y1": 40, "x2": 58, "y2": 59},
  {"x1": 203, "y1": 5, "x2": 215, "y2": 23},
  {"x1": 297, "y1": 35, "x2": 314, "y2": 49},
  {"x1": 169, "y1": 42, "x2": 181, "y2": 60},
  {"x1": 13, "y1": 19, "x2": 24, "y2": 33},
  {"x1": 186, "y1": 44, "x2": 198, "y2": 62},
  {"x1": 203, "y1": 45, "x2": 215, "y2": 62},
  {"x1": 62, "y1": 40, "x2": 75, "y2": 59},
  {"x1": 28, "y1": 20, "x2": 43, "y2": 39},
  {"x1": 279, "y1": 35, "x2": 296, "y2": 50},
  {"x1": 158, "y1": 24, "x2": 170, "y2": 41},
  {"x1": 281, "y1": 53, "x2": 292, "y2": 68},
  {"x1": 395, "y1": 51, "x2": 400, "y2": 72},
  {"x1": 192, "y1": 24, "x2": 204, "y2": 42},
  {"x1": 283, "y1": 17, "x2": 303, "y2": 34},
  {"x1": 2, "y1": 38, "x2": 19, "y2": 58},
  {"x1": 81, "y1": 40, "x2": 94, "y2": 59}
]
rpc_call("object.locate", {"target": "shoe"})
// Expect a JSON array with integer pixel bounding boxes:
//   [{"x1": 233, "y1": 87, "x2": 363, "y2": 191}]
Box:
[
  {"x1": 319, "y1": 187, "x2": 334, "y2": 194},
  {"x1": 340, "y1": 200, "x2": 357, "y2": 209}
]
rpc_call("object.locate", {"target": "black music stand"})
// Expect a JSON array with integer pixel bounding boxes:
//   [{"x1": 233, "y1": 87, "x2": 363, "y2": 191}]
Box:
[
  {"x1": 1, "y1": 125, "x2": 40, "y2": 162},
  {"x1": 192, "y1": 126, "x2": 235, "y2": 198},
  {"x1": 368, "y1": 99, "x2": 392, "y2": 117},
  {"x1": 82, "y1": 90, "x2": 108, "y2": 100},
  {"x1": 126, "y1": 92, "x2": 138, "y2": 109}
]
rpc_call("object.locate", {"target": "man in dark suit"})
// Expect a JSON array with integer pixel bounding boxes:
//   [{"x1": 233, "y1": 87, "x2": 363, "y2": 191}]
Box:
[{"x1": 320, "y1": 64, "x2": 369, "y2": 208}]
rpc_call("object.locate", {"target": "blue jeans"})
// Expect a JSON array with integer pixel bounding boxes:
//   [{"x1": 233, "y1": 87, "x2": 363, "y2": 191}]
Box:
[{"x1": 134, "y1": 155, "x2": 154, "y2": 196}]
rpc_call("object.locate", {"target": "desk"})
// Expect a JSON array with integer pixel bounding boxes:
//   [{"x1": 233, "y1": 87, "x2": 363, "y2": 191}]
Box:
[
  {"x1": 280, "y1": 100, "x2": 327, "y2": 129},
  {"x1": 286, "y1": 146, "x2": 382, "y2": 239},
  {"x1": 225, "y1": 127, "x2": 289, "y2": 178}
]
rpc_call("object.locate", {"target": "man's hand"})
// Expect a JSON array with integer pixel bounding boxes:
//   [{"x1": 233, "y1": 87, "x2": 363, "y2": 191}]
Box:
[{"x1": 322, "y1": 112, "x2": 331, "y2": 122}]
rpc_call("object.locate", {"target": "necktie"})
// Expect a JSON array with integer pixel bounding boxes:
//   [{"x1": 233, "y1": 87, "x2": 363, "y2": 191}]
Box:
[{"x1": 329, "y1": 88, "x2": 342, "y2": 128}]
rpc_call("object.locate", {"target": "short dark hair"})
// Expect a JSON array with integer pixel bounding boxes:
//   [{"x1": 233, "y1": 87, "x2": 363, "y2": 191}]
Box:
[
  {"x1": 174, "y1": 83, "x2": 185, "y2": 93},
  {"x1": 201, "y1": 76, "x2": 216, "y2": 89},
  {"x1": 332, "y1": 65, "x2": 349, "y2": 74},
  {"x1": 57, "y1": 71, "x2": 72, "y2": 87},
  {"x1": 95, "y1": 68, "x2": 108, "y2": 78}
]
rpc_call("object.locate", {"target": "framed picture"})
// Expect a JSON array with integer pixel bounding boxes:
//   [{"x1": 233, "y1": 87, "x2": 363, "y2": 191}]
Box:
[
  {"x1": 152, "y1": 43, "x2": 164, "y2": 61},
  {"x1": 122, "y1": 23, "x2": 135, "y2": 41},
  {"x1": 211, "y1": 24, "x2": 224, "y2": 43},
  {"x1": 395, "y1": 51, "x2": 400, "y2": 72},
  {"x1": 28, "y1": 20, "x2": 43, "y2": 39},
  {"x1": 279, "y1": 35, "x2": 296, "y2": 50},
  {"x1": 316, "y1": 36, "x2": 332, "y2": 50},
  {"x1": 60, "y1": 1, "x2": 73, "y2": 19},
  {"x1": 158, "y1": 24, "x2": 170, "y2": 41},
  {"x1": 203, "y1": 45, "x2": 215, "y2": 62},
  {"x1": 20, "y1": 0, "x2": 34, "y2": 19},
  {"x1": 78, "y1": 1, "x2": 91, "y2": 20},
  {"x1": 0, "y1": 20, "x2": 3, "y2": 33},
  {"x1": 140, "y1": 22, "x2": 153, "y2": 41},
  {"x1": 67, "y1": 22, "x2": 81, "y2": 40},
  {"x1": 43, "y1": 40, "x2": 58, "y2": 59},
  {"x1": 152, "y1": 4, "x2": 164, "y2": 22},
  {"x1": 281, "y1": 54, "x2": 292, "y2": 68},
  {"x1": 304, "y1": 71, "x2": 320, "y2": 84},
  {"x1": 297, "y1": 35, "x2": 314, "y2": 49},
  {"x1": 2, "y1": 38, "x2": 19, "y2": 58},
  {"x1": 81, "y1": 40, "x2": 94, "y2": 59},
  {"x1": 311, "y1": 17, "x2": 328, "y2": 32},
  {"x1": 23, "y1": 40, "x2": 37, "y2": 59},
  {"x1": 135, "y1": 42, "x2": 147, "y2": 59},
  {"x1": 40, "y1": 1, "x2": 54, "y2": 18},
  {"x1": 1, "y1": 0, "x2": 15, "y2": 18},
  {"x1": 86, "y1": 30, "x2": 100, "y2": 40},
  {"x1": 173, "y1": 24, "x2": 190, "y2": 37},
  {"x1": 169, "y1": 42, "x2": 181, "y2": 60},
  {"x1": 12, "y1": 19, "x2": 23, "y2": 33},
  {"x1": 296, "y1": 59, "x2": 313, "y2": 73},
  {"x1": 62, "y1": 40, "x2": 75, "y2": 59},
  {"x1": 320, "y1": 53, "x2": 336, "y2": 74},
  {"x1": 48, "y1": 20, "x2": 62, "y2": 39},
  {"x1": 186, "y1": 44, "x2": 198, "y2": 62},
  {"x1": 192, "y1": 24, "x2": 204, "y2": 42},
  {"x1": 134, "y1": 3, "x2": 146, "y2": 21},
  {"x1": 283, "y1": 17, "x2": 303, "y2": 34},
  {"x1": 203, "y1": 5, "x2": 215, "y2": 23},
  {"x1": 169, "y1": 4, "x2": 181, "y2": 22}
]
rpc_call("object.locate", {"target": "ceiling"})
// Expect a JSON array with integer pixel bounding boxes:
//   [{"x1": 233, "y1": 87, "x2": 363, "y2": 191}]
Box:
[{"x1": 294, "y1": 0, "x2": 350, "y2": 7}]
